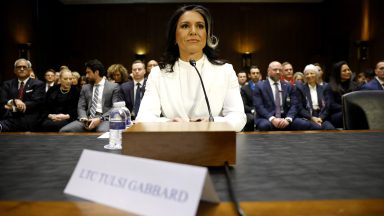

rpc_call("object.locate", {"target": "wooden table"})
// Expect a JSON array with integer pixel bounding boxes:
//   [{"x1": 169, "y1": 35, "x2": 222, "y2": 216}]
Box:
[{"x1": 1, "y1": 130, "x2": 384, "y2": 215}]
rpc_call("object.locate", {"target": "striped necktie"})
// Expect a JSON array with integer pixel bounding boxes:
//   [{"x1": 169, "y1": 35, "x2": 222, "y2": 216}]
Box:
[{"x1": 89, "y1": 84, "x2": 100, "y2": 118}]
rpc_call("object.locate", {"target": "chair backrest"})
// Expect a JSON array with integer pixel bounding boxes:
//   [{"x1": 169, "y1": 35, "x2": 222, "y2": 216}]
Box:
[{"x1": 342, "y1": 90, "x2": 384, "y2": 130}]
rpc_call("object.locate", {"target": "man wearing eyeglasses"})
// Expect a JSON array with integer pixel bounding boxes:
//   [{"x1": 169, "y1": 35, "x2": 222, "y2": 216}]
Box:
[{"x1": 0, "y1": 58, "x2": 45, "y2": 132}]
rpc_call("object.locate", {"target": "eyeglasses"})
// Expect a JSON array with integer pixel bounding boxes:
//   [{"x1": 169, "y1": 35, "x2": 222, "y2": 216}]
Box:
[{"x1": 16, "y1": 65, "x2": 29, "y2": 69}]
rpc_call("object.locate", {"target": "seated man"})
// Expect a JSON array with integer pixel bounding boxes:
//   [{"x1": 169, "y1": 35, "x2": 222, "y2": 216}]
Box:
[
  {"x1": 241, "y1": 65, "x2": 262, "y2": 131},
  {"x1": 361, "y1": 60, "x2": 384, "y2": 90},
  {"x1": 119, "y1": 60, "x2": 147, "y2": 120},
  {"x1": 60, "y1": 59, "x2": 120, "y2": 132},
  {"x1": 0, "y1": 58, "x2": 45, "y2": 132},
  {"x1": 253, "y1": 61, "x2": 315, "y2": 131}
]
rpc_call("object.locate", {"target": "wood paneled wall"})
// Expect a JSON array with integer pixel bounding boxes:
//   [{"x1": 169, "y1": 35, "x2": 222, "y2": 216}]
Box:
[{"x1": 1, "y1": 0, "x2": 383, "y2": 81}]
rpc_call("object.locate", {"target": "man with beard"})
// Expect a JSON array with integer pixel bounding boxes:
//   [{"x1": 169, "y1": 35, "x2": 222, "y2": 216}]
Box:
[
  {"x1": 60, "y1": 59, "x2": 120, "y2": 132},
  {"x1": 253, "y1": 61, "x2": 314, "y2": 131}
]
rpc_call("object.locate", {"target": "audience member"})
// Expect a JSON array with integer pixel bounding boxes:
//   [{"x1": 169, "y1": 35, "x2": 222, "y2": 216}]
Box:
[
  {"x1": 54, "y1": 71, "x2": 61, "y2": 85},
  {"x1": 29, "y1": 69, "x2": 37, "y2": 80},
  {"x1": 293, "y1": 71, "x2": 304, "y2": 83},
  {"x1": 71, "y1": 71, "x2": 81, "y2": 87},
  {"x1": 41, "y1": 69, "x2": 80, "y2": 131},
  {"x1": 241, "y1": 65, "x2": 262, "y2": 131},
  {"x1": 79, "y1": 75, "x2": 88, "y2": 87},
  {"x1": 295, "y1": 64, "x2": 335, "y2": 130},
  {"x1": 237, "y1": 69, "x2": 248, "y2": 88},
  {"x1": 107, "y1": 64, "x2": 129, "y2": 85},
  {"x1": 314, "y1": 63, "x2": 327, "y2": 86},
  {"x1": 59, "y1": 59, "x2": 120, "y2": 132},
  {"x1": 146, "y1": 59, "x2": 158, "y2": 76},
  {"x1": 120, "y1": 60, "x2": 147, "y2": 120},
  {"x1": 0, "y1": 58, "x2": 45, "y2": 132},
  {"x1": 354, "y1": 71, "x2": 367, "y2": 86},
  {"x1": 363, "y1": 68, "x2": 375, "y2": 83},
  {"x1": 253, "y1": 61, "x2": 314, "y2": 131},
  {"x1": 324, "y1": 60, "x2": 359, "y2": 128},
  {"x1": 44, "y1": 69, "x2": 56, "y2": 92},
  {"x1": 361, "y1": 60, "x2": 384, "y2": 90},
  {"x1": 281, "y1": 61, "x2": 295, "y2": 85},
  {"x1": 135, "y1": 5, "x2": 246, "y2": 131}
]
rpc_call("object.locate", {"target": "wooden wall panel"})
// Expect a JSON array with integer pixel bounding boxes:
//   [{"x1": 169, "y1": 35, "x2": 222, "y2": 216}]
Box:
[{"x1": 2, "y1": 0, "x2": 382, "y2": 82}]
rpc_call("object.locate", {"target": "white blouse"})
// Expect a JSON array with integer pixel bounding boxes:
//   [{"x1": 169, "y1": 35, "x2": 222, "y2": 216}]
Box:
[{"x1": 136, "y1": 55, "x2": 246, "y2": 131}]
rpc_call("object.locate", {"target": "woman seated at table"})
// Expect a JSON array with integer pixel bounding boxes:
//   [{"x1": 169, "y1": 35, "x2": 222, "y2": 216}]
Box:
[{"x1": 136, "y1": 5, "x2": 246, "y2": 131}]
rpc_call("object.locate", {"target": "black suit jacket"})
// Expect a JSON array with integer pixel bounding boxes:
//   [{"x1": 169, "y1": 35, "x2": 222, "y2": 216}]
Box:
[
  {"x1": 240, "y1": 84, "x2": 254, "y2": 114},
  {"x1": 119, "y1": 79, "x2": 147, "y2": 116},
  {"x1": 295, "y1": 82, "x2": 329, "y2": 120},
  {"x1": 0, "y1": 78, "x2": 45, "y2": 131}
]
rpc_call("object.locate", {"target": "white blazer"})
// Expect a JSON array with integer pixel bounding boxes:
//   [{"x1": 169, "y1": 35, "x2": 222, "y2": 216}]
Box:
[{"x1": 136, "y1": 56, "x2": 246, "y2": 131}]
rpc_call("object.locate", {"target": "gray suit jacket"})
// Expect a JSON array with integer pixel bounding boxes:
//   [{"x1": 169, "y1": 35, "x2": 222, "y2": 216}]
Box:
[{"x1": 78, "y1": 80, "x2": 121, "y2": 120}]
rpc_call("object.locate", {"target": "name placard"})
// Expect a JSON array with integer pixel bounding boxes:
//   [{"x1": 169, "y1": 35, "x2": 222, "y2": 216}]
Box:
[{"x1": 64, "y1": 149, "x2": 219, "y2": 216}]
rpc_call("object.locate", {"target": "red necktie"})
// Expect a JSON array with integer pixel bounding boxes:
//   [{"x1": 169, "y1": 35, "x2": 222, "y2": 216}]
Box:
[{"x1": 17, "y1": 81, "x2": 25, "y2": 99}]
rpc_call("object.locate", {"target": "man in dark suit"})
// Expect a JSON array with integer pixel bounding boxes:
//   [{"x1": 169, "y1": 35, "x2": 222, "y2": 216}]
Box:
[
  {"x1": 241, "y1": 65, "x2": 262, "y2": 131},
  {"x1": 120, "y1": 60, "x2": 147, "y2": 120},
  {"x1": 0, "y1": 58, "x2": 45, "y2": 132},
  {"x1": 60, "y1": 59, "x2": 120, "y2": 132},
  {"x1": 253, "y1": 61, "x2": 314, "y2": 131},
  {"x1": 361, "y1": 60, "x2": 384, "y2": 90}
]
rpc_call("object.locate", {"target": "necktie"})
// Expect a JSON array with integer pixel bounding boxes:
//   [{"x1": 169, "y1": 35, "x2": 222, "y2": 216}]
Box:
[
  {"x1": 89, "y1": 84, "x2": 99, "y2": 118},
  {"x1": 273, "y1": 82, "x2": 281, "y2": 118},
  {"x1": 17, "y1": 81, "x2": 25, "y2": 99},
  {"x1": 134, "y1": 83, "x2": 141, "y2": 116}
]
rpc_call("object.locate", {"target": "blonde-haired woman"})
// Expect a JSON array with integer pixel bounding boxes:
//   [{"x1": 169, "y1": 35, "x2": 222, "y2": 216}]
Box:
[{"x1": 107, "y1": 64, "x2": 129, "y2": 85}]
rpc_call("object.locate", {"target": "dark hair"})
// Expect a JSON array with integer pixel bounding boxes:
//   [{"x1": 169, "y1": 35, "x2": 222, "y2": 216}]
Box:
[
  {"x1": 84, "y1": 59, "x2": 106, "y2": 77},
  {"x1": 160, "y1": 4, "x2": 224, "y2": 72},
  {"x1": 329, "y1": 60, "x2": 352, "y2": 93}
]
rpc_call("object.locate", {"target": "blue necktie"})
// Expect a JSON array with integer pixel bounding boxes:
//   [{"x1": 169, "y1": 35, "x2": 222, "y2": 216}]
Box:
[{"x1": 134, "y1": 83, "x2": 141, "y2": 115}]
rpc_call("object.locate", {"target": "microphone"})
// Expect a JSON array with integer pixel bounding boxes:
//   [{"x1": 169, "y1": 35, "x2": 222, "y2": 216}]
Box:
[{"x1": 189, "y1": 59, "x2": 214, "y2": 122}]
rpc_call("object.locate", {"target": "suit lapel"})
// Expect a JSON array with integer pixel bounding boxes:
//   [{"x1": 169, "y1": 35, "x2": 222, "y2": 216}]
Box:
[
  {"x1": 129, "y1": 82, "x2": 135, "y2": 105},
  {"x1": 266, "y1": 81, "x2": 274, "y2": 102},
  {"x1": 304, "y1": 84, "x2": 313, "y2": 109},
  {"x1": 11, "y1": 79, "x2": 19, "y2": 98},
  {"x1": 280, "y1": 81, "x2": 289, "y2": 105}
]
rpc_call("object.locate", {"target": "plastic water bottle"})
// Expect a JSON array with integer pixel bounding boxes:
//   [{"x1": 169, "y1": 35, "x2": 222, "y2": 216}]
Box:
[
  {"x1": 119, "y1": 101, "x2": 132, "y2": 128},
  {"x1": 104, "y1": 101, "x2": 127, "y2": 150}
]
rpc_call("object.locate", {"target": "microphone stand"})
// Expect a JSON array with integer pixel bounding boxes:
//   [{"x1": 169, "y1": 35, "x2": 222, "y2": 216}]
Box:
[{"x1": 189, "y1": 59, "x2": 214, "y2": 122}]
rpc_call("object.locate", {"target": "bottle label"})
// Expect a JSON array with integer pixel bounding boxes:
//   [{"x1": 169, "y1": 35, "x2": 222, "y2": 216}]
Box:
[{"x1": 110, "y1": 121, "x2": 125, "y2": 130}]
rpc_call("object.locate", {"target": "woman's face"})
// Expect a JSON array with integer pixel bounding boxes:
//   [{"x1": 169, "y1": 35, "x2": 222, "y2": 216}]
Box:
[
  {"x1": 305, "y1": 71, "x2": 317, "y2": 85},
  {"x1": 112, "y1": 71, "x2": 122, "y2": 82},
  {"x1": 60, "y1": 71, "x2": 73, "y2": 90},
  {"x1": 340, "y1": 64, "x2": 352, "y2": 81},
  {"x1": 175, "y1": 10, "x2": 207, "y2": 60}
]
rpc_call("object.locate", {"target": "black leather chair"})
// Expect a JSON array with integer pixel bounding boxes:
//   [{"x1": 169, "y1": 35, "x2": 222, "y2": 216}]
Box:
[{"x1": 342, "y1": 90, "x2": 384, "y2": 130}]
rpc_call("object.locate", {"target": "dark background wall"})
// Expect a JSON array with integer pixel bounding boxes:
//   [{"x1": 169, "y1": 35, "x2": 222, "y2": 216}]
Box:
[{"x1": 1, "y1": 0, "x2": 383, "y2": 82}]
